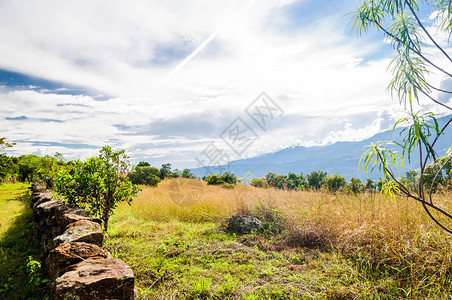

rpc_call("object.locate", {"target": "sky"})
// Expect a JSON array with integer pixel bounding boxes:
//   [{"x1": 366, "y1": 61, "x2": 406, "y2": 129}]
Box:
[{"x1": 1, "y1": 0, "x2": 451, "y2": 169}]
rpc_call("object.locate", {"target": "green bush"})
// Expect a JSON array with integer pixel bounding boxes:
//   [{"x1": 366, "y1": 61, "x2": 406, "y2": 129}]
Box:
[
  {"x1": 250, "y1": 178, "x2": 268, "y2": 188},
  {"x1": 55, "y1": 146, "x2": 140, "y2": 232},
  {"x1": 251, "y1": 203, "x2": 287, "y2": 236},
  {"x1": 128, "y1": 166, "x2": 161, "y2": 187},
  {"x1": 205, "y1": 172, "x2": 237, "y2": 185}
]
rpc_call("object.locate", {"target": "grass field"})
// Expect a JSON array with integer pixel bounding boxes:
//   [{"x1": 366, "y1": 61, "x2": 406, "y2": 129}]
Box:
[
  {"x1": 106, "y1": 179, "x2": 452, "y2": 299},
  {"x1": 0, "y1": 183, "x2": 49, "y2": 299}
]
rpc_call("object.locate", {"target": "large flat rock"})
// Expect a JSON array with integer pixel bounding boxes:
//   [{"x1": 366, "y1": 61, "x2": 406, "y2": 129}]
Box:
[
  {"x1": 53, "y1": 220, "x2": 103, "y2": 248},
  {"x1": 53, "y1": 257, "x2": 135, "y2": 300},
  {"x1": 47, "y1": 242, "x2": 111, "y2": 280}
]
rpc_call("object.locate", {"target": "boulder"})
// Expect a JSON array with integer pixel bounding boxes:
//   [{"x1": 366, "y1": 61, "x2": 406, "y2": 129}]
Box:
[
  {"x1": 31, "y1": 192, "x2": 53, "y2": 208},
  {"x1": 34, "y1": 199, "x2": 64, "y2": 223},
  {"x1": 53, "y1": 257, "x2": 135, "y2": 300},
  {"x1": 227, "y1": 215, "x2": 263, "y2": 234},
  {"x1": 47, "y1": 242, "x2": 111, "y2": 280},
  {"x1": 55, "y1": 206, "x2": 89, "y2": 228},
  {"x1": 53, "y1": 220, "x2": 103, "y2": 248},
  {"x1": 30, "y1": 180, "x2": 46, "y2": 192}
]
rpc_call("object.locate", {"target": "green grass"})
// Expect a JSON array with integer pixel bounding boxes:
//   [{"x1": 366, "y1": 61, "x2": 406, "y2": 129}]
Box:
[
  {"x1": 105, "y1": 182, "x2": 452, "y2": 299},
  {"x1": 106, "y1": 213, "x2": 380, "y2": 299},
  {"x1": 0, "y1": 183, "x2": 49, "y2": 299}
]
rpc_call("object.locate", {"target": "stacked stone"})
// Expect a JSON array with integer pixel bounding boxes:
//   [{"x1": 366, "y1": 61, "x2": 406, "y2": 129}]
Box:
[{"x1": 30, "y1": 181, "x2": 135, "y2": 300}]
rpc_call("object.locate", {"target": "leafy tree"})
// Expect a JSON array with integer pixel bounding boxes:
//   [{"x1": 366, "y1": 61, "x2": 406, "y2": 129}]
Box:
[
  {"x1": 55, "y1": 146, "x2": 140, "y2": 232},
  {"x1": 205, "y1": 172, "x2": 238, "y2": 185},
  {"x1": 265, "y1": 172, "x2": 287, "y2": 190},
  {"x1": 0, "y1": 138, "x2": 17, "y2": 180},
  {"x1": 137, "y1": 161, "x2": 151, "y2": 167},
  {"x1": 0, "y1": 155, "x2": 18, "y2": 179},
  {"x1": 171, "y1": 168, "x2": 182, "y2": 178},
  {"x1": 17, "y1": 155, "x2": 42, "y2": 183},
  {"x1": 287, "y1": 172, "x2": 301, "y2": 190},
  {"x1": 205, "y1": 174, "x2": 223, "y2": 185},
  {"x1": 364, "y1": 178, "x2": 377, "y2": 192},
  {"x1": 222, "y1": 172, "x2": 237, "y2": 184},
  {"x1": 323, "y1": 174, "x2": 347, "y2": 192},
  {"x1": 307, "y1": 171, "x2": 327, "y2": 190},
  {"x1": 0, "y1": 137, "x2": 15, "y2": 153},
  {"x1": 182, "y1": 168, "x2": 196, "y2": 179},
  {"x1": 250, "y1": 178, "x2": 269, "y2": 188},
  {"x1": 352, "y1": 1, "x2": 452, "y2": 232},
  {"x1": 128, "y1": 166, "x2": 161, "y2": 186},
  {"x1": 160, "y1": 163, "x2": 172, "y2": 179},
  {"x1": 347, "y1": 177, "x2": 364, "y2": 194}
]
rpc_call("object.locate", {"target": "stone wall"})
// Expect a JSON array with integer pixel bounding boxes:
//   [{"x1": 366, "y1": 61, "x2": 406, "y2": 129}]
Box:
[{"x1": 30, "y1": 181, "x2": 135, "y2": 300}]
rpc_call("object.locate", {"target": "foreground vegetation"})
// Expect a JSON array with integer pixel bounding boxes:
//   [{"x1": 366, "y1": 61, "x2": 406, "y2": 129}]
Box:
[
  {"x1": 0, "y1": 183, "x2": 48, "y2": 299},
  {"x1": 105, "y1": 179, "x2": 452, "y2": 299}
]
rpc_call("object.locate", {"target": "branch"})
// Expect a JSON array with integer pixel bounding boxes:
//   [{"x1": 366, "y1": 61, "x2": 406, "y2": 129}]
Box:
[
  {"x1": 417, "y1": 83, "x2": 452, "y2": 111},
  {"x1": 428, "y1": 155, "x2": 452, "y2": 204},
  {"x1": 372, "y1": 18, "x2": 452, "y2": 77},
  {"x1": 426, "y1": 81, "x2": 452, "y2": 94},
  {"x1": 405, "y1": 0, "x2": 452, "y2": 64},
  {"x1": 422, "y1": 116, "x2": 452, "y2": 170}
]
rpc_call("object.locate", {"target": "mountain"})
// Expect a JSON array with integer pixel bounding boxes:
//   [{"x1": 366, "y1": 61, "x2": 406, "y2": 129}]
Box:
[{"x1": 192, "y1": 115, "x2": 452, "y2": 180}]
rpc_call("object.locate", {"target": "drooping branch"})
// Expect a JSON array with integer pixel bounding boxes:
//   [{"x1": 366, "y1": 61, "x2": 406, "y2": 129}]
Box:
[
  {"x1": 428, "y1": 155, "x2": 452, "y2": 204},
  {"x1": 372, "y1": 18, "x2": 452, "y2": 77},
  {"x1": 426, "y1": 82, "x2": 452, "y2": 94},
  {"x1": 405, "y1": 0, "x2": 452, "y2": 64},
  {"x1": 422, "y1": 116, "x2": 452, "y2": 169}
]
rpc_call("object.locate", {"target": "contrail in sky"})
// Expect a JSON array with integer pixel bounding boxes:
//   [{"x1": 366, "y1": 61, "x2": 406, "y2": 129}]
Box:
[{"x1": 162, "y1": 0, "x2": 257, "y2": 83}]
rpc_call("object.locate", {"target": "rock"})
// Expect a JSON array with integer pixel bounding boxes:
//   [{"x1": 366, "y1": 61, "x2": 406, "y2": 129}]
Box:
[
  {"x1": 53, "y1": 257, "x2": 135, "y2": 300},
  {"x1": 57, "y1": 213, "x2": 89, "y2": 229},
  {"x1": 31, "y1": 180, "x2": 46, "y2": 192},
  {"x1": 47, "y1": 242, "x2": 111, "y2": 280},
  {"x1": 34, "y1": 199, "x2": 64, "y2": 222},
  {"x1": 53, "y1": 220, "x2": 103, "y2": 248},
  {"x1": 227, "y1": 215, "x2": 263, "y2": 234},
  {"x1": 31, "y1": 192, "x2": 53, "y2": 208}
]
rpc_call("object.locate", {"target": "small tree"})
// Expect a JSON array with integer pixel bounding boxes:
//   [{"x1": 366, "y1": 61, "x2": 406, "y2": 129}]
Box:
[
  {"x1": 0, "y1": 137, "x2": 15, "y2": 153},
  {"x1": 307, "y1": 171, "x2": 327, "y2": 190},
  {"x1": 137, "y1": 161, "x2": 150, "y2": 167},
  {"x1": 128, "y1": 165, "x2": 161, "y2": 186},
  {"x1": 160, "y1": 163, "x2": 172, "y2": 179},
  {"x1": 182, "y1": 168, "x2": 196, "y2": 179},
  {"x1": 55, "y1": 146, "x2": 140, "y2": 232},
  {"x1": 323, "y1": 174, "x2": 347, "y2": 192}
]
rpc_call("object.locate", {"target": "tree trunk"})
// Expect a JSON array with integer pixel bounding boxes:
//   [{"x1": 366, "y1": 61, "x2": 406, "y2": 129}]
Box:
[{"x1": 103, "y1": 201, "x2": 110, "y2": 232}]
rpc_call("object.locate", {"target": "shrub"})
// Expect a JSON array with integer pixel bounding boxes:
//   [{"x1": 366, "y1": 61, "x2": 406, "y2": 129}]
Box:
[
  {"x1": 205, "y1": 174, "x2": 223, "y2": 185},
  {"x1": 128, "y1": 166, "x2": 161, "y2": 186},
  {"x1": 322, "y1": 174, "x2": 347, "y2": 193},
  {"x1": 221, "y1": 172, "x2": 237, "y2": 184},
  {"x1": 55, "y1": 146, "x2": 140, "y2": 232},
  {"x1": 251, "y1": 203, "x2": 287, "y2": 235},
  {"x1": 205, "y1": 172, "x2": 237, "y2": 186},
  {"x1": 250, "y1": 178, "x2": 268, "y2": 188}
]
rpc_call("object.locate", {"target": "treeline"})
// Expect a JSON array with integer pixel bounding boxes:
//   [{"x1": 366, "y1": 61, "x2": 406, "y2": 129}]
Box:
[
  {"x1": 0, "y1": 153, "x2": 70, "y2": 183},
  {"x1": 250, "y1": 166, "x2": 452, "y2": 194},
  {"x1": 127, "y1": 162, "x2": 196, "y2": 186}
]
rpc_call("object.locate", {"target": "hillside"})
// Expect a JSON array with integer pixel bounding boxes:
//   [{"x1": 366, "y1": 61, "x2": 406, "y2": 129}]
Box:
[{"x1": 193, "y1": 115, "x2": 452, "y2": 179}]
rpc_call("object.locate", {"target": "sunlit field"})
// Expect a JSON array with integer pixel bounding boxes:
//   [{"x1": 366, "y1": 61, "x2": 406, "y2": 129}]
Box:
[{"x1": 107, "y1": 179, "x2": 452, "y2": 299}]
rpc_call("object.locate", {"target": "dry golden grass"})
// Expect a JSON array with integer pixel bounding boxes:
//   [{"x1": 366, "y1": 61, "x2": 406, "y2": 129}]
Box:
[
  {"x1": 122, "y1": 178, "x2": 452, "y2": 235},
  {"x1": 113, "y1": 179, "x2": 452, "y2": 297}
]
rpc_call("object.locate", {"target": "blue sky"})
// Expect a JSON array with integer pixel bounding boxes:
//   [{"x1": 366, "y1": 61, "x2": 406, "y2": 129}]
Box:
[{"x1": 0, "y1": 0, "x2": 451, "y2": 168}]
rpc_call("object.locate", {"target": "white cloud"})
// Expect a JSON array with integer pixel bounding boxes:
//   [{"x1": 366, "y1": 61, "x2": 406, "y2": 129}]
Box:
[{"x1": 1, "y1": 0, "x2": 448, "y2": 168}]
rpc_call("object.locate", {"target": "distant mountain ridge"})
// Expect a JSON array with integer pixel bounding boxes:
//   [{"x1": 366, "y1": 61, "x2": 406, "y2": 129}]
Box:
[{"x1": 192, "y1": 115, "x2": 452, "y2": 180}]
